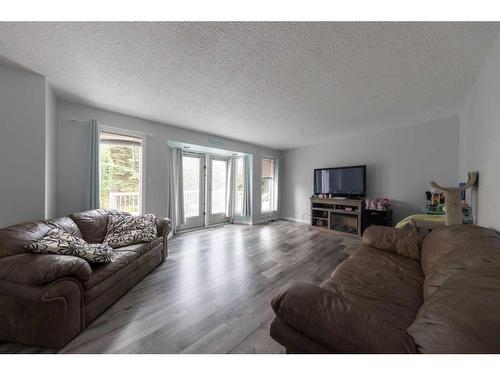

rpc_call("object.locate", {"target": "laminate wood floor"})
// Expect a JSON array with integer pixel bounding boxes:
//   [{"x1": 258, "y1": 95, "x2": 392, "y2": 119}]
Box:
[{"x1": 0, "y1": 220, "x2": 360, "y2": 354}]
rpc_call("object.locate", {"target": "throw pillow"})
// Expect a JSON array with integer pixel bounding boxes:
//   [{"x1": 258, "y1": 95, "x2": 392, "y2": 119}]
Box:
[
  {"x1": 104, "y1": 213, "x2": 157, "y2": 248},
  {"x1": 25, "y1": 227, "x2": 114, "y2": 263}
]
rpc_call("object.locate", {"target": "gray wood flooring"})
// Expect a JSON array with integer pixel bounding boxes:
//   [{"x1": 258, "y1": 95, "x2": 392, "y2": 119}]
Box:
[{"x1": 0, "y1": 220, "x2": 360, "y2": 354}]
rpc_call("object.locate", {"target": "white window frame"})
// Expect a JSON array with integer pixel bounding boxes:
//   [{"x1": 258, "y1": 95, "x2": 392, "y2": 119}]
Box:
[
  {"x1": 261, "y1": 156, "x2": 276, "y2": 213},
  {"x1": 99, "y1": 126, "x2": 147, "y2": 215}
]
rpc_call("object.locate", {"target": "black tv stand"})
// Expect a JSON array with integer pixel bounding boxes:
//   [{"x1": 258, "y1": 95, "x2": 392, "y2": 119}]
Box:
[{"x1": 363, "y1": 208, "x2": 393, "y2": 230}]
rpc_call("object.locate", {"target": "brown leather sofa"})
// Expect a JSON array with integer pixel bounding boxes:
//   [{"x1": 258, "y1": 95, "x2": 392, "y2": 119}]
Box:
[
  {"x1": 270, "y1": 224, "x2": 500, "y2": 353},
  {"x1": 0, "y1": 209, "x2": 171, "y2": 349}
]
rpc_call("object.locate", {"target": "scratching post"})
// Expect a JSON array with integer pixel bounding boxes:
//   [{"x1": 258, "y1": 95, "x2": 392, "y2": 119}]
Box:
[{"x1": 430, "y1": 172, "x2": 478, "y2": 225}]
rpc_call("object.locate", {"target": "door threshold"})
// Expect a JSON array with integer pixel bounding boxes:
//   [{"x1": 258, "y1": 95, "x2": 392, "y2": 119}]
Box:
[{"x1": 177, "y1": 222, "x2": 230, "y2": 235}]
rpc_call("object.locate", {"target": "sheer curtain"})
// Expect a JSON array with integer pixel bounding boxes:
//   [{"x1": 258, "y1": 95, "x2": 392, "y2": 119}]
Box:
[
  {"x1": 89, "y1": 119, "x2": 100, "y2": 210},
  {"x1": 168, "y1": 147, "x2": 185, "y2": 234},
  {"x1": 225, "y1": 156, "x2": 236, "y2": 221},
  {"x1": 242, "y1": 155, "x2": 251, "y2": 217},
  {"x1": 273, "y1": 157, "x2": 281, "y2": 213}
]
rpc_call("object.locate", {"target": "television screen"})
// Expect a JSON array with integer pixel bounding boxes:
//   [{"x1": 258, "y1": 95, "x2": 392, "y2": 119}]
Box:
[{"x1": 314, "y1": 165, "x2": 366, "y2": 197}]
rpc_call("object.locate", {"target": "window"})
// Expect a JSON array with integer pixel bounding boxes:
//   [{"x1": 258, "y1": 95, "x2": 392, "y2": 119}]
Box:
[
  {"x1": 99, "y1": 131, "x2": 143, "y2": 215},
  {"x1": 261, "y1": 157, "x2": 275, "y2": 212},
  {"x1": 234, "y1": 157, "x2": 245, "y2": 215}
]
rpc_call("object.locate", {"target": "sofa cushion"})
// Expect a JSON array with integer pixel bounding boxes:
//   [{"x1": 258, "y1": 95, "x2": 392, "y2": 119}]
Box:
[
  {"x1": 421, "y1": 224, "x2": 500, "y2": 299},
  {"x1": 25, "y1": 227, "x2": 114, "y2": 263},
  {"x1": 83, "y1": 238, "x2": 163, "y2": 292},
  {"x1": 272, "y1": 281, "x2": 418, "y2": 353},
  {"x1": 70, "y1": 209, "x2": 126, "y2": 244},
  {"x1": 408, "y1": 263, "x2": 500, "y2": 353},
  {"x1": 362, "y1": 226, "x2": 423, "y2": 260},
  {"x1": 272, "y1": 246, "x2": 423, "y2": 353},
  {"x1": 83, "y1": 241, "x2": 163, "y2": 304},
  {"x1": 0, "y1": 221, "x2": 54, "y2": 259},
  {"x1": 421, "y1": 224, "x2": 500, "y2": 276},
  {"x1": 83, "y1": 250, "x2": 138, "y2": 291},
  {"x1": 104, "y1": 213, "x2": 157, "y2": 248},
  {"x1": 47, "y1": 217, "x2": 82, "y2": 238},
  {"x1": 83, "y1": 246, "x2": 163, "y2": 322},
  {"x1": 322, "y1": 246, "x2": 424, "y2": 329},
  {"x1": 114, "y1": 237, "x2": 163, "y2": 257}
]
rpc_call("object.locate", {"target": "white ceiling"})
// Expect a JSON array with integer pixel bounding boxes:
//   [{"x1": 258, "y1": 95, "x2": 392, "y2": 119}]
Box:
[{"x1": 0, "y1": 22, "x2": 498, "y2": 150}]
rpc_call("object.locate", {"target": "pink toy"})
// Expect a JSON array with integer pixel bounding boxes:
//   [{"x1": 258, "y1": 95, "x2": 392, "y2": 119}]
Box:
[{"x1": 366, "y1": 197, "x2": 390, "y2": 211}]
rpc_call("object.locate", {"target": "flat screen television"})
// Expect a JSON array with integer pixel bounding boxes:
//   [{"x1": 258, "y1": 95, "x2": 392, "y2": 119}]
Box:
[{"x1": 313, "y1": 165, "x2": 366, "y2": 198}]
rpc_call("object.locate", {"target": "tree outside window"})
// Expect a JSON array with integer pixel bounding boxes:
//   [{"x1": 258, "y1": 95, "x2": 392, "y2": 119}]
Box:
[{"x1": 99, "y1": 131, "x2": 142, "y2": 215}]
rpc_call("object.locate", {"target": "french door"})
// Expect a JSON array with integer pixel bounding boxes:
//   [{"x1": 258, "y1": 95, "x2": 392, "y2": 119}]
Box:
[
  {"x1": 207, "y1": 156, "x2": 229, "y2": 225},
  {"x1": 180, "y1": 152, "x2": 205, "y2": 230},
  {"x1": 180, "y1": 153, "x2": 230, "y2": 230}
]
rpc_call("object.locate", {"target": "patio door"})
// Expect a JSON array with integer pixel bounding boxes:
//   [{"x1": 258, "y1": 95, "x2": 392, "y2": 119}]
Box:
[
  {"x1": 180, "y1": 152, "x2": 205, "y2": 230},
  {"x1": 207, "y1": 156, "x2": 229, "y2": 225}
]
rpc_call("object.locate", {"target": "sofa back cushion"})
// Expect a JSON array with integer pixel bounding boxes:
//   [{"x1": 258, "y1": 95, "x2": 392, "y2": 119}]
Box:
[
  {"x1": 362, "y1": 226, "x2": 423, "y2": 260},
  {"x1": 421, "y1": 224, "x2": 500, "y2": 299},
  {"x1": 70, "y1": 209, "x2": 127, "y2": 243},
  {"x1": 408, "y1": 263, "x2": 500, "y2": 353},
  {"x1": 0, "y1": 221, "x2": 53, "y2": 258},
  {"x1": 48, "y1": 216, "x2": 83, "y2": 238}
]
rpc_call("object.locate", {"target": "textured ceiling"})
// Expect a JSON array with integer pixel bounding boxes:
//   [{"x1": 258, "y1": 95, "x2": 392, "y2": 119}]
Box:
[{"x1": 0, "y1": 22, "x2": 498, "y2": 150}]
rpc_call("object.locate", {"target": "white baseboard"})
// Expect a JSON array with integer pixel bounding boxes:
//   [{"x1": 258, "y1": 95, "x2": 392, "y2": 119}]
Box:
[
  {"x1": 232, "y1": 217, "x2": 251, "y2": 225},
  {"x1": 237, "y1": 216, "x2": 309, "y2": 226}
]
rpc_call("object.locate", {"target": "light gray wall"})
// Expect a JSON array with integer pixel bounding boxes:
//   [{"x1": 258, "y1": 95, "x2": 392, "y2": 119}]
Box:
[
  {"x1": 459, "y1": 30, "x2": 500, "y2": 231},
  {"x1": 0, "y1": 62, "x2": 47, "y2": 227},
  {"x1": 282, "y1": 116, "x2": 460, "y2": 224},
  {"x1": 56, "y1": 100, "x2": 282, "y2": 223},
  {"x1": 44, "y1": 82, "x2": 58, "y2": 219}
]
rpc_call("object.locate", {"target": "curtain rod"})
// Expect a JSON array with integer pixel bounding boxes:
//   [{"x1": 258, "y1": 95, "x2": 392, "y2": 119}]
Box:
[
  {"x1": 261, "y1": 153, "x2": 283, "y2": 160},
  {"x1": 70, "y1": 117, "x2": 153, "y2": 137}
]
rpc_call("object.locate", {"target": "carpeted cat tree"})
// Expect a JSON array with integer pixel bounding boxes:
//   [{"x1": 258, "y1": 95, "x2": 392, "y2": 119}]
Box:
[{"x1": 430, "y1": 171, "x2": 478, "y2": 225}]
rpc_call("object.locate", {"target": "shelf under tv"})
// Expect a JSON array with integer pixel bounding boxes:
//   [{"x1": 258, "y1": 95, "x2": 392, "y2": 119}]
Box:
[
  {"x1": 331, "y1": 209, "x2": 360, "y2": 216},
  {"x1": 310, "y1": 197, "x2": 365, "y2": 236}
]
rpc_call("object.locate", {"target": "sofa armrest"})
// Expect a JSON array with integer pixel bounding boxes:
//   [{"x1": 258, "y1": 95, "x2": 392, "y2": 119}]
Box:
[
  {"x1": 156, "y1": 217, "x2": 172, "y2": 261},
  {"x1": 156, "y1": 217, "x2": 172, "y2": 237},
  {"x1": 0, "y1": 277, "x2": 84, "y2": 348},
  {"x1": 0, "y1": 253, "x2": 92, "y2": 285},
  {"x1": 362, "y1": 225, "x2": 423, "y2": 260},
  {"x1": 271, "y1": 283, "x2": 417, "y2": 353}
]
